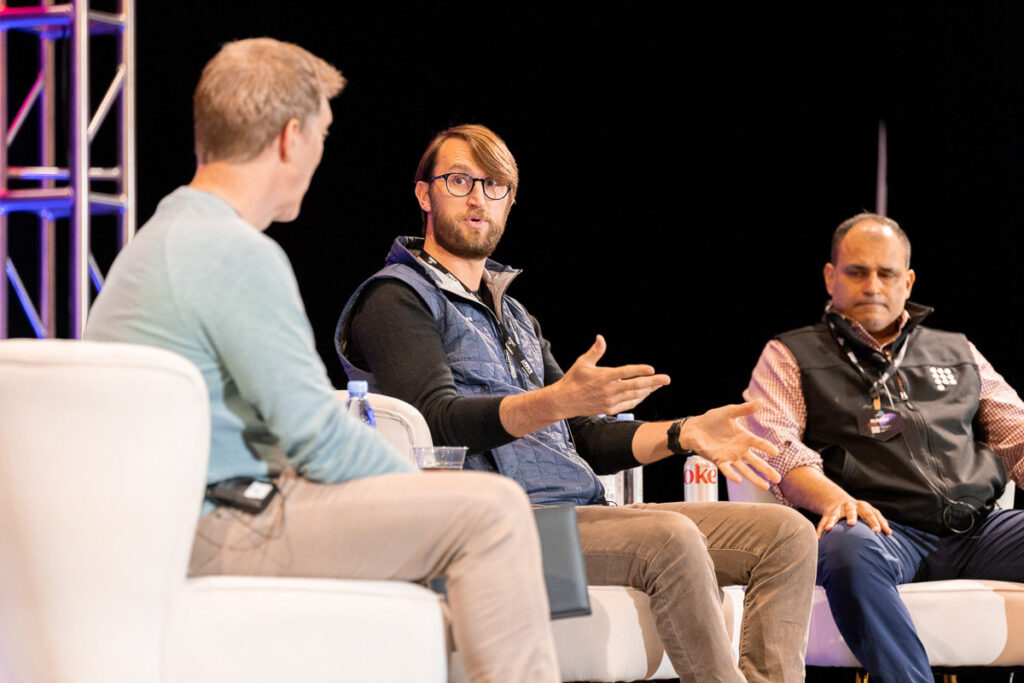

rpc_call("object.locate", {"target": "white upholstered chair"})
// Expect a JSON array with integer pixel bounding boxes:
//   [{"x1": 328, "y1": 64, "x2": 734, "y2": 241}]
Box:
[
  {"x1": 346, "y1": 388, "x2": 748, "y2": 681},
  {"x1": 335, "y1": 389, "x2": 433, "y2": 463},
  {"x1": 0, "y1": 340, "x2": 447, "y2": 683},
  {"x1": 728, "y1": 478, "x2": 1024, "y2": 672}
]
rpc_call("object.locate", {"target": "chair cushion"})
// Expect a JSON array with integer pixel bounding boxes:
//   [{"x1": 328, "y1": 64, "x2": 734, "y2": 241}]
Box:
[
  {"x1": 166, "y1": 576, "x2": 447, "y2": 682},
  {"x1": 807, "y1": 580, "x2": 1024, "y2": 667},
  {"x1": 546, "y1": 584, "x2": 745, "y2": 682}
]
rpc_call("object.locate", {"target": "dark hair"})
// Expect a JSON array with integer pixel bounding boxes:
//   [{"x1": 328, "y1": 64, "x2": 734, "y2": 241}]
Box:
[{"x1": 831, "y1": 212, "x2": 911, "y2": 267}]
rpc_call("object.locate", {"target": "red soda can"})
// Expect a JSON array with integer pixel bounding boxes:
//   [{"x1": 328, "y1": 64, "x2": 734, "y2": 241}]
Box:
[{"x1": 683, "y1": 455, "x2": 718, "y2": 502}]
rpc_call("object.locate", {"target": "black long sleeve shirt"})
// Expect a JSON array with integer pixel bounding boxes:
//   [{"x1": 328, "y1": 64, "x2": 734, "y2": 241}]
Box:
[{"x1": 345, "y1": 278, "x2": 641, "y2": 475}]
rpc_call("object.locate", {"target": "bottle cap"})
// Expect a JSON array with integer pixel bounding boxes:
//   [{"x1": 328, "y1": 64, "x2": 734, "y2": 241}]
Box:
[{"x1": 347, "y1": 380, "x2": 368, "y2": 396}]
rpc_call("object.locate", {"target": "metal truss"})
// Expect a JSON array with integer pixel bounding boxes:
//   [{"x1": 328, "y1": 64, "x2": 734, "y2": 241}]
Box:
[{"x1": 0, "y1": 0, "x2": 135, "y2": 338}]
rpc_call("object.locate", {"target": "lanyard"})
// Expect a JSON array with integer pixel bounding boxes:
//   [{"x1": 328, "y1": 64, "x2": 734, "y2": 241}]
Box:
[
  {"x1": 826, "y1": 318, "x2": 909, "y2": 412},
  {"x1": 420, "y1": 250, "x2": 544, "y2": 390}
]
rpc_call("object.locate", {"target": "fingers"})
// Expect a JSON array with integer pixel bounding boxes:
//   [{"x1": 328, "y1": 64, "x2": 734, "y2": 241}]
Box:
[
  {"x1": 717, "y1": 462, "x2": 742, "y2": 485},
  {"x1": 589, "y1": 372, "x2": 671, "y2": 415},
  {"x1": 615, "y1": 373, "x2": 671, "y2": 392},
  {"x1": 858, "y1": 505, "x2": 892, "y2": 535},
  {"x1": 718, "y1": 400, "x2": 762, "y2": 418},
  {"x1": 744, "y1": 434, "x2": 779, "y2": 459},
  {"x1": 733, "y1": 460, "x2": 772, "y2": 490},
  {"x1": 607, "y1": 363, "x2": 658, "y2": 380},
  {"x1": 605, "y1": 375, "x2": 669, "y2": 403},
  {"x1": 578, "y1": 334, "x2": 607, "y2": 365},
  {"x1": 816, "y1": 504, "x2": 851, "y2": 539},
  {"x1": 817, "y1": 500, "x2": 890, "y2": 539},
  {"x1": 816, "y1": 517, "x2": 831, "y2": 539},
  {"x1": 607, "y1": 384, "x2": 668, "y2": 414},
  {"x1": 713, "y1": 458, "x2": 774, "y2": 491},
  {"x1": 845, "y1": 502, "x2": 859, "y2": 527},
  {"x1": 741, "y1": 451, "x2": 781, "y2": 483}
]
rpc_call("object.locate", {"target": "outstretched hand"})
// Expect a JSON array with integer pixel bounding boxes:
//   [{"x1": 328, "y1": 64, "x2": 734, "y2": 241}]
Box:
[
  {"x1": 550, "y1": 335, "x2": 671, "y2": 419},
  {"x1": 682, "y1": 401, "x2": 781, "y2": 490}
]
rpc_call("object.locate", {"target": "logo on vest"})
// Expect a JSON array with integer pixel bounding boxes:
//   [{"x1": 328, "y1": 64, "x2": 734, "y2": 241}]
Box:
[{"x1": 928, "y1": 366, "x2": 957, "y2": 391}]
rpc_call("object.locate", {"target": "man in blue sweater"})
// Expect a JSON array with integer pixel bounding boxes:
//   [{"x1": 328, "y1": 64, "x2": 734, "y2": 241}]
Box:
[{"x1": 85, "y1": 40, "x2": 559, "y2": 682}]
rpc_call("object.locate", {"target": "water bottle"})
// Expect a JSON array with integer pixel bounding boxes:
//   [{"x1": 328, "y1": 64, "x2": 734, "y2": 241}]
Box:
[{"x1": 346, "y1": 380, "x2": 376, "y2": 428}]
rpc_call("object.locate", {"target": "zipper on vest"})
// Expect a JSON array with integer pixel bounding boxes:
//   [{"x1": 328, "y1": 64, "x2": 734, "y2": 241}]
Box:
[{"x1": 895, "y1": 368, "x2": 955, "y2": 504}]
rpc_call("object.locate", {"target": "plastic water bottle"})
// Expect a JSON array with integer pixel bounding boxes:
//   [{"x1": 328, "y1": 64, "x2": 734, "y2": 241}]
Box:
[{"x1": 346, "y1": 380, "x2": 376, "y2": 428}]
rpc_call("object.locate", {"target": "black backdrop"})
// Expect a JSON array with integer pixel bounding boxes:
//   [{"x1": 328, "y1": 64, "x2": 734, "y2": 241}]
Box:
[{"x1": 8, "y1": 3, "x2": 1024, "y2": 502}]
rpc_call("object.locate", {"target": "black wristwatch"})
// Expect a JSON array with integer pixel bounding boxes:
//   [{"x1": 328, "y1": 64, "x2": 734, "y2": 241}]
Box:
[{"x1": 667, "y1": 417, "x2": 697, "y2": 456}]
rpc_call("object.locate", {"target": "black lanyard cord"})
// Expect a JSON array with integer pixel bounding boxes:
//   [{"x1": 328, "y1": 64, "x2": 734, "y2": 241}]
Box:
[
  {"x1": 827, "y1": 319, "x2": 909, "y2": 411},
  {"x1": 420, "y1": 250, "x2": 544, "y2": 390}
]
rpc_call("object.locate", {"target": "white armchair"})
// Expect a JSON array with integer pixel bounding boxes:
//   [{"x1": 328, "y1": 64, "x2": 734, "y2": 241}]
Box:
[
  {"x1": 340, "y1": 393, "x2": 748, "y2": 681},
  {"x1": 0, "y1": 340, "x2": 447, "y2": 683},
  {"x1": 335, "y1": 389, "x2": 433, "y2": 463},
  {"x1": 728, "y1": 478, "x2": 1024, "y2": 672}
]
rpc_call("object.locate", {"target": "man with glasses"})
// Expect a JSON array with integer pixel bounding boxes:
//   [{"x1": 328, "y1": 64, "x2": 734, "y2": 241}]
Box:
[
  {"x1": 336, "y1": 124, "x2": 817, "y2": 683},
  {"x1": 86, "y1": 42, "x2": 560, "y2": 683},
  {"x1": 742, "y1": 213, "x2": 1024, "y2": 682}
]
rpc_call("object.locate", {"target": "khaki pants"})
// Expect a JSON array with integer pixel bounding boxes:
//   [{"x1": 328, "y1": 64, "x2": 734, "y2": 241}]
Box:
[
  {"x1": 190, "y1": 470, "x2": 559, "y2": 683},
  {"x1": 577, "y1": 502, "x2": 817, "y2": 683}
]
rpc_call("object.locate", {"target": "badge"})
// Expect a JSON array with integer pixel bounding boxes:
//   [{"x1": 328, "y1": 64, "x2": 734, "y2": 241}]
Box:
[{"x1": 858, "y1": 409, "x2": 904, "y2": 441}]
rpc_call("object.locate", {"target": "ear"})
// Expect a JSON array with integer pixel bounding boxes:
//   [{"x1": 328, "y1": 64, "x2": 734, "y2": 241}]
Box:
[
  {"x1": 414, "y1": 180, "x2": 432, "y2": 213},
  {"x1": 905, "y1": 268, "x2": 916, "y2": 295},
  {"x1": 823, "y1": 262, "x2": 836, "y2": 296},
  {"x1": 278, "y1": 118, "x2": 302, "y2": 162}
]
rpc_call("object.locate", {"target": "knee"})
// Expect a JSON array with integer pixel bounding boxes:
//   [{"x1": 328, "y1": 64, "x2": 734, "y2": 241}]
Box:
[
  {"x1": 644, "y1": 513, "x2": 708, "y2": 565},
  {"x1": 453, "y1": 472, "x2": 533, "y2": 530},
  {"x1": 763, "y1": 505, "x2": 818, "y2": 563},
  {"x1": 817, "y1": 522, "x2": 889, "y2": 586}
]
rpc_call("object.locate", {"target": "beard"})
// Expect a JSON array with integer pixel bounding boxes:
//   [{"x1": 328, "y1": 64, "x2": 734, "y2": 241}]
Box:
[{"x1": 430, "y1": 206, "x2": 506, "y2": 260}]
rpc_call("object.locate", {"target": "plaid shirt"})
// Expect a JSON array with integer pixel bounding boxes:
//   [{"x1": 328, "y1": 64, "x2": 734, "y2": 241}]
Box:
[{"x1": 743, "y1": 306, "x2": 1024, "y2": 505}]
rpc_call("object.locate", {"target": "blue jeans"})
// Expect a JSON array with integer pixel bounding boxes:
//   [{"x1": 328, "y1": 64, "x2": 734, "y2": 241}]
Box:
[{"x1": 817, "y1": 508, "x2": 1024, "y2": 682}]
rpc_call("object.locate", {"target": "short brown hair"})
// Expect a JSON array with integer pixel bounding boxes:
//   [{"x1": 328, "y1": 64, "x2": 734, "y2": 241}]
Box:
[
  {"x1": 414, "y1": 124, "x2": 519, "y2": 227},
  {"x1": 193, "y1": 38, "x2": 345, "y2": 164},
  {"x1": 831, "y1": 212, "x2": 912, "y2": 267}
]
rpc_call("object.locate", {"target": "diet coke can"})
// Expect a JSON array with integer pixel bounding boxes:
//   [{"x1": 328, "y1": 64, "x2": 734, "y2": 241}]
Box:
[{"x1": 683, "y1": 455, "x2": 719, "y2": 502}]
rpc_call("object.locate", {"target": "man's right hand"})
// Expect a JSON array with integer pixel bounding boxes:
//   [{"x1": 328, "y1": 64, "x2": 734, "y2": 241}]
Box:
[
  {"x1": 499, "y1": 334, "x2": 669, "y2": 438},
  {"x1": 547, "y1": 334, "x2": 671, "y2": 420},
  {"x1": 816, "y1": 497, "x2": 892, "y2": 539}
]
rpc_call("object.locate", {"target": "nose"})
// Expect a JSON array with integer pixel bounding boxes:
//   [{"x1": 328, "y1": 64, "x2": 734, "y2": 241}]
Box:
[
  {"x1": 465, "y1": 179, "x2": 487, "y2": 206},
  {"x1": 863, "y1": 271, "x2": 881, "y2": 294}
]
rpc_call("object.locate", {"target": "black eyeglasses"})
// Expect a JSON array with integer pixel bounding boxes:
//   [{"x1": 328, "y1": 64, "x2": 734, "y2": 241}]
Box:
[{"x1": 429, "y1": 172, "x2": 511, "y2": 200}]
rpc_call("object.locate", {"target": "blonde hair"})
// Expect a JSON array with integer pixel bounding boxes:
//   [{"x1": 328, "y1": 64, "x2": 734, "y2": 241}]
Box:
[{"x1": 193, "y1": 38, "x2": 345, "y2": 163}]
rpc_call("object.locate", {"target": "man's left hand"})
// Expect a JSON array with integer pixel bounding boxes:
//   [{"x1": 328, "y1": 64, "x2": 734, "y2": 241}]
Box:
[{"x1": 681, "y1": 400, "x2": 781, "y2": 490}]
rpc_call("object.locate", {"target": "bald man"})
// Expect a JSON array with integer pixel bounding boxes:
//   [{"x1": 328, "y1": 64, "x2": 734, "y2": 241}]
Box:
[{"x1": 744, "y1": 212, "x2": 1024, "y2": 682}]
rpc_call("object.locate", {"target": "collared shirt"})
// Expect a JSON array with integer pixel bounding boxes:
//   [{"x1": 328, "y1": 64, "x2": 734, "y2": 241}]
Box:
[{"x1": 743, "y1": 304, "x2": 1024, "y2": 505}]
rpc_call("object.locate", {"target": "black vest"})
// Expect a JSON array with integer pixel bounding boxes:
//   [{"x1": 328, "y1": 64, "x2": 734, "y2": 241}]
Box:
[{"x1": 777, "y1": 303, "x2": 1006, "y2": 535}]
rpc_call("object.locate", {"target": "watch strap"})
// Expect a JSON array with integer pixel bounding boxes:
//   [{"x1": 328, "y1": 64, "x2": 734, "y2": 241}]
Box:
[{"x1": 667, "y1": 417, "x2": 697, "y2": 456}]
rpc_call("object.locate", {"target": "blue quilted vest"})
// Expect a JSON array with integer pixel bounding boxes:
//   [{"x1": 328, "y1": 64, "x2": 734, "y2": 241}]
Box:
[{"x1": 336, "y1": 236, "x2": 605, "y2": 506}]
